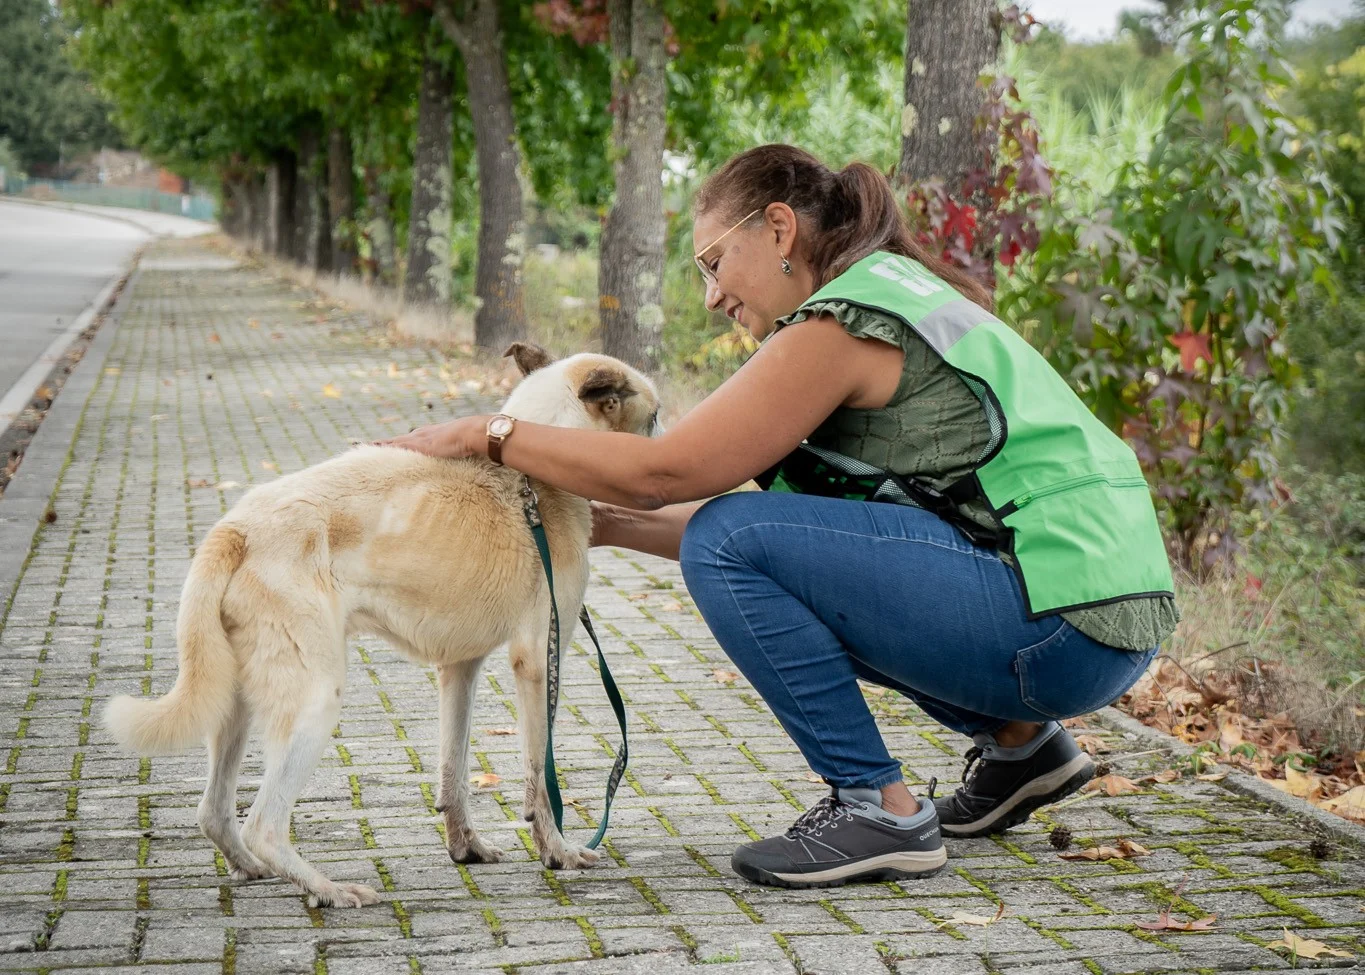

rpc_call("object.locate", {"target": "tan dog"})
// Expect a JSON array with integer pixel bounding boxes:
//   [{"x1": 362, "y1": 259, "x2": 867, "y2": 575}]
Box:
[{"x1": 104, "y1": 343, "x2": 660, "y2": 907}]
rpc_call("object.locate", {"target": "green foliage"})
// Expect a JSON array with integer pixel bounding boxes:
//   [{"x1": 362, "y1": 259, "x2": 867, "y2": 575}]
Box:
[
  {"x1": 1239, "y1": 467, "x2": 1365, "y2": 682},
  {"x1": 1012, "y1": 29, "x2": 1176, "y2": 116},
  {"x1": 0, "y1": 137, "x2": 24, "y2": 182},
  {"x1": 1288, "y1": 250, "x2": 1365, "y2": 475},
  {"x1": 1001, "y1": 0, "x2": 1344, "y2": 573},
  {"x1": 0, "y1": 0, "x2": 120, "y2": 170}
]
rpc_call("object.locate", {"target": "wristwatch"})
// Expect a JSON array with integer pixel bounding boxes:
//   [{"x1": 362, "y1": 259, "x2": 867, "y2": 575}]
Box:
[{"x1": 486, "y1": 413, "x2": 515, "y2": 465}]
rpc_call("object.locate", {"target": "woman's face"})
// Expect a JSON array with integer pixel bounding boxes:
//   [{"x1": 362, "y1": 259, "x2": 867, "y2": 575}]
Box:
[{"x1": 691, "y1": 203, "x2": 813, "y2": 342}]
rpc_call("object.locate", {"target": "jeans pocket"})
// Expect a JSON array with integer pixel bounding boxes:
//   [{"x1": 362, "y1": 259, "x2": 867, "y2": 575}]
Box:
[{"x1": 1016, "y1": 623, "x2": 1157, "y2": 721}]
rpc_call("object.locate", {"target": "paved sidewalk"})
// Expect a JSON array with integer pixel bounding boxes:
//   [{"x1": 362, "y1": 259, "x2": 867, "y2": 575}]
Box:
[{"x1": 1, "y1": 238, "x2": 1362, "y2": 974}]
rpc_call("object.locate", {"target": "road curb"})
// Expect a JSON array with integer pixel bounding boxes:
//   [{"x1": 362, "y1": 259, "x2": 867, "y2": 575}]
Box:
[
  {"x1": 0, "y1": 265, "x2": 140, "y2": 619},
  {"x1": 1092, "y1": 704, "x2": 1365, "y2": 852}
]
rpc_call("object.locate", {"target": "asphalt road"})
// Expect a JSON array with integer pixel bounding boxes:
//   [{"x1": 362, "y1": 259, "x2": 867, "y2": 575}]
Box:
[{"x1": 0, "y1": 200, "x2": 149, "y2": 412}]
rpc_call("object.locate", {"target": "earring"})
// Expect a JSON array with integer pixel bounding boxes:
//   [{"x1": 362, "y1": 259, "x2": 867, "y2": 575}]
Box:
[{"x1": 780, "y1": 256, "x2": 792, "y2": 275}]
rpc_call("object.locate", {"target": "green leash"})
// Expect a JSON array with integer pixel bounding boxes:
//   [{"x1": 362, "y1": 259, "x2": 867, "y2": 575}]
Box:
[{"x1": 520, "y1": 477, "x2": 628, "y2": 848}]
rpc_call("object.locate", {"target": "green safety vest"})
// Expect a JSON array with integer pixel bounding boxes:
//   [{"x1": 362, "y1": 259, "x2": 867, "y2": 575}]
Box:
[{"x1": 760, "y1": 251, "x2": 1175, "y2": 619}]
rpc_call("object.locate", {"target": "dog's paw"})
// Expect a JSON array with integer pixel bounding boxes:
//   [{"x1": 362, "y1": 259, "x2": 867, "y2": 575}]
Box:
[
  {"x1": 539, "y1": 840, "x2": 600, "y2": 871},
  {"x1": 447, "y1": 836, "x2": 506, "y2": 864},
  {"x1": 227, "y1": 855, "x2": 272, "y2": 882},
  {"x1": 306, "y1": 882, "x2": 382, "y2": 908}
]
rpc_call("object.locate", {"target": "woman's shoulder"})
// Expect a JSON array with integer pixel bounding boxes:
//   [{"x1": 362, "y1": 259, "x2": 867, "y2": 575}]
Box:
[{"x1": 776, "y1": 300, "x2": 910, "y2": 349}]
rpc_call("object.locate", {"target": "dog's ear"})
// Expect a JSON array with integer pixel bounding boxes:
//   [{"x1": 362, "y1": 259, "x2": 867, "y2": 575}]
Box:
[
  {"x1": 578, "y1": 366, "x2": 636, "y2": 418},
  {"x1": 503, "y1": 342, "x2": 554, "y2": 376}
]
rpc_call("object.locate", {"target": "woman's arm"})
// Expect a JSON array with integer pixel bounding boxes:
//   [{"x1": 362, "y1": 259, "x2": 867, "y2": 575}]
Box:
[
  {"x1": 378, "y1": 316, "x2": 902, "y2": 509},
  {"x1": 591, "y1": 500, "x2": 708, "y2": 561}
]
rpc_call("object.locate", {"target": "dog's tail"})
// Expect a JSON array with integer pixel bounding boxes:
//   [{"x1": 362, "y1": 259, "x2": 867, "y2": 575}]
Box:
[{"x1": 104, "y1": 525, "x2": 246, "y2": 754}]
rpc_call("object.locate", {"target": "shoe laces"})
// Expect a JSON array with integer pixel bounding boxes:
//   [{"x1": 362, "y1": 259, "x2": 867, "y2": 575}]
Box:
[
  {"x1": 961, "y1": 746, "x2": 984, "y2": 786},
  {"x1": 785, "y1": 794, "x2": 853, "y2": 838}
]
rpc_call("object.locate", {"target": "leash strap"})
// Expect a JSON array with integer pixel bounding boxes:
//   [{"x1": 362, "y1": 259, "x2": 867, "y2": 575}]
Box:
[{"x1": 522, "y1": 478, "x2": 628, "y2": 849}]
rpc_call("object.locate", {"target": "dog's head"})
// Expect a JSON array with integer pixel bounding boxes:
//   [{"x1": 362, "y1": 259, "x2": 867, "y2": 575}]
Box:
[{"x1": 499, "y1": 342, "x2": 662, "y2": 436}]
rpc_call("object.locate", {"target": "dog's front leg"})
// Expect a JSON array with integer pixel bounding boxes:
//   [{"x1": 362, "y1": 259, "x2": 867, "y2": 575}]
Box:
[
  {"x1": 436, "y1": 657, "x2": 505, "y2": 864},
  {"x1": 511, "y1": 638, "x2": 599, "y2": 871}
]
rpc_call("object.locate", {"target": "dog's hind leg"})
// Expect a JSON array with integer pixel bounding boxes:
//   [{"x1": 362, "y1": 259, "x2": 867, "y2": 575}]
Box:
[
  {"x1": 511, "y1": 625, "x2": 599, "y2": 871},
  {"x1": 242, "y1": 649, "x2": 379, "y2": 908},
  {"x1": 198, "y1": 691, "x2": 269, "y2": 880},
  {"x1": 436, "y1": 656, "x2": 505, "y2": 864}
]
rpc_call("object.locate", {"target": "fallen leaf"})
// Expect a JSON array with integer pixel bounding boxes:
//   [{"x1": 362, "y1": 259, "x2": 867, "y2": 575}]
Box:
[
  {"x1": 260, "y1": 460, "x2": 276, "y2": 471},
  {"x1": 712, "y1": 669, "x2": 740, "y2": 684},
  {"x1": 469, "y1": 772, "x2": 501, "y2": 789},
  {"x1": 1196, "y1": 772, "x2": 1228, "y2": 782},
  {"x1": 35, "y1": 386, "x2": 53, "y2": 400},
  {"x1": 803, "y1": 771, "x2": 825, "y2": 784},
  {"x1": 483, "y1": 728, "x2": 517, "y2": 736},
  {"x1": 215, "y1": 481, "x2": 240, "y2": 490},
  {"x1": 321, "y1": 383, "x2": 342, "y2": 399},
  {"x1": 1319, "y1": 784, "x2": 1365, "y2": 821},
  {"x1": 1141, "y1": 769, "x2": 1181, "y2": 784},
  {"x1": 626, "y1": 592, "x2": 650, "y2": 602},
  {"x1": 187, "y1": 478, "x2": 211, "y2": 488},
  {"x1": 104, "y1": 366, "x2": 120, "y2": 375},
  {"x1": 1084, "y1": 774, "x2": 1143, "y2": 797},
  {"x1": 208, "y1": 332, "x2": 221, "y2": 343},
  {"x1": 248, "y1": 318, "x2": 260, "y2": 329},
  {"x1": 1075, "y1": 734, "x2": 1110, "y2": 756},
  {"x1": 1271, "y1": 765, "x2": 1324, "y2": 801},
  {"x1": 934, "y1": 903, "x2": 1006, "y2": 928},
  {"x1": 1059, "y1": 838, "x2": 1151, "y2": 862},
  {"x1": 1134, "y1": 913, "x2": 1217, "y2": 932},
  {"x1": 659, "y1": 600, "x2": 683, "y2": 612},
  {"x1": 1265, "y1": 927, "x2": 1353, "y2": 960}
]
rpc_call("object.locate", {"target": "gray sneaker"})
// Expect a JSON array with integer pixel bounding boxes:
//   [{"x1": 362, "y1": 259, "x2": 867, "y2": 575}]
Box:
[{"x1": 730, "y1": 786, "x2": 947, "y2": 889}]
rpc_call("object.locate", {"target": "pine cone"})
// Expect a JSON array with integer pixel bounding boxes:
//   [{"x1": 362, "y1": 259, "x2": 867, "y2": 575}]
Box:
[
  {"x1": 1094, "y1": 761, "x2": 1112, "y2": 778},
  {"x1": 1049, "y1": 825, "x2": 1074, "y2": 850},
  {"x1": 1310, "y1": 837, "x2": 1331, "y2": 860}
]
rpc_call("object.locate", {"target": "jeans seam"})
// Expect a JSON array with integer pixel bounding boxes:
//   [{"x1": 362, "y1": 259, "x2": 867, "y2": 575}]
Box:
[
  {"x1": 1015, "y1": 620, "x2": 1074, "y2": 720},
  {"x1": 712, "y1": 530, "x2": 902, "y2": 788}
]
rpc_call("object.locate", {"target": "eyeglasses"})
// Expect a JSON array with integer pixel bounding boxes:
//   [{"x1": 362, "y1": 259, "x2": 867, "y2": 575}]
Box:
[{"x1": 694, "y1": 207, "x2": 765, "y2": 285}]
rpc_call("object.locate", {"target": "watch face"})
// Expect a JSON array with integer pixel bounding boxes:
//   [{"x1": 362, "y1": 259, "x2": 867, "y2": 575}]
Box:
[{"x1": 489, "y1": 416, "x2": 513, "y2": 437}]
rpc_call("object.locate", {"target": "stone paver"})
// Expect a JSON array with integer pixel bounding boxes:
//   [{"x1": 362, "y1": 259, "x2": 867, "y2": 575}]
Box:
[{"x1": 2, "y1": 237, "x2": 1363, "y2": 974}]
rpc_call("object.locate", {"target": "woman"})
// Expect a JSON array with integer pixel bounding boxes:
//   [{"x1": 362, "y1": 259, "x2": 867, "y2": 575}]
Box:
[{"x1": 381, "y1": 144, "x2": 1178, "y2": 890}]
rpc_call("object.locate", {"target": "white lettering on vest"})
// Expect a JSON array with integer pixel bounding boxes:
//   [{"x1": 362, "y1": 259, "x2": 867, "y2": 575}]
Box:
[{"x1": 868, "y1": 255, "x2": 945, "y2": 298}]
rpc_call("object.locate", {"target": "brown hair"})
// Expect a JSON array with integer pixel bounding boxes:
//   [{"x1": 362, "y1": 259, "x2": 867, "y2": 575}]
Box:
[{"x1": 694, "y1": 144, "x2": 994, "y2": 310}]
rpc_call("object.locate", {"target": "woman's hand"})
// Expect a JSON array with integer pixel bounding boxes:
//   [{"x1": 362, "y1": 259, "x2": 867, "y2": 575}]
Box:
[{"x1": 373, "y1": 415, "x2": 489, "y2": 459}]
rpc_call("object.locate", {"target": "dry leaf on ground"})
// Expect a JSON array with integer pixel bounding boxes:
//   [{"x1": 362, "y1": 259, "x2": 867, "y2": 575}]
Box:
[
  {"x1": 934, "y1": 903, "x2": 1006, "y2": 928},
  {"x1": 1059, "y1": 838, "x2": 1151, "y2": 862},
  {"x1": 483, "y1": 728, "x2": 517, "y2": 736},
  {"x1": 1319, "y1": 785, "x2": 1365, "y2": 821},
  {"x1": 659, "y1": 600, "x2": 683, "y2": 612},
  {"x1": 187, "y1": 478, "x2": 211, "y2": 488},
  {"x1": 321, "y1": 383, "x2": 342, "y2": 398},
  {"x1": 1141, "y1": 769, "x2": 1181, "y2": 784},
  {"x1": 1074, "y1": 734, "x2": 1110, "y2": 756},
  {"x1": 626, "y1": 592, "x2": 650, "y2": 602},
  {"x1": 1134, "y1": 913, "x2": 1217, "y2": 932},
  {"x1": 469, "y1": 772, "x2": 501, "y2": 788},
  {"x1": 215, "y1": 481, "x2": 240, "y2": 490},
  {"x1": 712, "y1": 669, "x2": 740, "y2": 684},
  {"x1": 1196, "y1": 772, "x2": 1228, "y2": 782},
  {"x1": 1266, "y1": 928, "x2": 1354, "y2": 960},
  {"x1": 1085, "y1": 774, "x2": 1143, "y2": 796}
]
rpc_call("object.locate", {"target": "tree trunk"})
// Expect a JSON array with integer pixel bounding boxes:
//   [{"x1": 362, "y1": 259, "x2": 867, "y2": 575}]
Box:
[
  {"x1": 897, "y1": 0, "x2": 1001, "y2": 186},
  {"x1": 599, "y1": 0, "x2": 668, "y2": 371},
  {"x1": 267, "y1": 150, "x2": 297, "y2": 257},
  {"x1": 328, "y1": 128, "x2": 358, "y2": 276},
  {"x1": 402, "y1": 37, "x2": 454, "y2": 309},
  {"x1": 246, "y1": 170, "x2": 267, "y2": 251},
  {"x1": 435, "y1": 0, "x2": 527, "y2": 351},
  {"x1": 363, "y1": 165, "x2": 397, "y2": 286},
  {"x1": 294, "y1": 127, "x2": 324, "y2": 267}
]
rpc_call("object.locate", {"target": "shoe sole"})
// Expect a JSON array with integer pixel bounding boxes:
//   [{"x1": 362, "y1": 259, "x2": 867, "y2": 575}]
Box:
[
  {"x1": 733, "y1": 847, "x2": 949, "y2": 890},
  {"x1": 940, "y1": 755, "x2": 1094, "y2": 838}
]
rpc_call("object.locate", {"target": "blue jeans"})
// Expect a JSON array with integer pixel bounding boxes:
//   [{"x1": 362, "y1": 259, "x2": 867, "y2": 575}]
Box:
[{"x1": 679, "y1": 492, "x2": 1158, "y2": 790}]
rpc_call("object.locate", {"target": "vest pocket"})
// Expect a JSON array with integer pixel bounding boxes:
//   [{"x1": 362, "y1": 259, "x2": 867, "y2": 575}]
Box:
[{"x1": 1016, "y1": 624, "x2": 1157, "y2": 720}]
